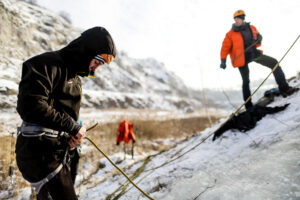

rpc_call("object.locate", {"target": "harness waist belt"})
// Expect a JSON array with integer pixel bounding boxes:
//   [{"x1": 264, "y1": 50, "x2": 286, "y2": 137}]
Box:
[
  {"x1": 18, "y1": 126, "x2": 60, "y2": 135},
  {"x1": 17, "y1": 122, "x2": 61, "y2": 137}
]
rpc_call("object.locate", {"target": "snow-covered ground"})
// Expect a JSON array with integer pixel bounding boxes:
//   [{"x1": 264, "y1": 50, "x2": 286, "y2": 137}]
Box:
[
  {"x1": 6, "y1": 79, "x2": 300, "y2": 200},
  {"x1": 71, "y1": 77, "x2": 300, "y2": 200}
]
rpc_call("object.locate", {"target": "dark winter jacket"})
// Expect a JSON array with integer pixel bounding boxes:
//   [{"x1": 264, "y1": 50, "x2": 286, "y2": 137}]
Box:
[
  {"x1": 17, "y1": 27, "x2": 116, "y2": 136},
  {"x1": 15, "y1": 27, "x2": 116, "y2": 186},
  {"x1": 232, "y1": 23, "x2": 262, "y2": 63}
]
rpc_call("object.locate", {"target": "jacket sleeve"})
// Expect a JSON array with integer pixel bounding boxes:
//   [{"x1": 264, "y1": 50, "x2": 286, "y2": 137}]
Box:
[
  {"x1": 220, "y1": 32, "x2": 232, "y2": 60},
  {"x1": 250, "y1": 25, "x2": 258, "y2": 40},
  {"x1": 17, "y1": 61, "x2": 81, "y2": 136},
  {"x1": 250, "y1": 25, "x2": 262, "y2": 46}
]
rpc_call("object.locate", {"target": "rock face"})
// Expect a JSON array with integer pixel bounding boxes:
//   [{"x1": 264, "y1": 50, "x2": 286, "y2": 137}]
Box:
[{"x1": 0, "y1": 0, "x2": 203, "y2": 110}]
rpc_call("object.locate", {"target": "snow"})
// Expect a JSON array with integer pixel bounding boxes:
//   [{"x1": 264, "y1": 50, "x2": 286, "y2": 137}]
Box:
[
  {"x1": 74, "y1": 77, "x2": 300, "y2": 200},
  {"x1": 1, "y1": 0, "x2": 300, "y2": 199}
]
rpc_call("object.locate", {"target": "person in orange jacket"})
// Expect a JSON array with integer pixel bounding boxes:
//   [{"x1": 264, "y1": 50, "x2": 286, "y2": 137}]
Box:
[
  {"x1": 220, "y1": 10, "x2": 296, "y2": 109},
  {"x1": 116, "y1": 120, "x2": 136, "y2": 146}
]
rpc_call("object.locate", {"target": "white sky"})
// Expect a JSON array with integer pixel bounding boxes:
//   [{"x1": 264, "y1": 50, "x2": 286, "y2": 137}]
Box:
[{"x1": 36, "y1": 0, "x2": 300, "y2": 89}]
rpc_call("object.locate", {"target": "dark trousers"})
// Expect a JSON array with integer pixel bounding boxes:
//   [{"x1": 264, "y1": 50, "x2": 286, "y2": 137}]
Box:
[
  {"x1": 37, "y1": 166, "x2": 78, "y2": 200},
  {"x1": 238, "y1": 54, "x2": 289, "y2": 109},
  {"x1": 15, "y1": 135, "x2": 79, "y2": 200}
]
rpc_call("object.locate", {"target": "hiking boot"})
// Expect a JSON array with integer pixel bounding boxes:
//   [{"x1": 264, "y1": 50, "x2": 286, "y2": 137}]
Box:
[{"x1": 280, "y1": 87, "x2": 299, "y2": 97}]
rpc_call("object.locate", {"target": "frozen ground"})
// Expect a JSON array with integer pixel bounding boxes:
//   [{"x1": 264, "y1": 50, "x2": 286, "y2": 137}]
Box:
[
  {"x1": 72, "y1": 77, "x2": 300, "y2": 200},
  {"x1": 4, "y1": 78, "x2": 300, "y2": 200}
]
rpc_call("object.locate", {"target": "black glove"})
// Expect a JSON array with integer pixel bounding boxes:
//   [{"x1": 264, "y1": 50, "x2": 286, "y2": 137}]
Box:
[
  {"x1": 256, "y1": 33, "x2": 262, "y2": 44},
  {"x1": 220, "y1": 59, "x2": 226, "y2": 69}
]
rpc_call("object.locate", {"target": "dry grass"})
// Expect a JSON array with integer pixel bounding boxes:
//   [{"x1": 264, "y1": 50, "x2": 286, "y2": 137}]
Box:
[
  {"x1": 0, "y1": 135, "x2": 31, "y2": 199},
  {"x1": 85, "y1": 115, "x2": 219, "y2": 155}
]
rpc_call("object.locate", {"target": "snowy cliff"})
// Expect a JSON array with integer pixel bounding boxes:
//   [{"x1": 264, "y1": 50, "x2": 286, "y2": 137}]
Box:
[{"x1": 0, "y1": 0, "x2": 202, "y2": 110}]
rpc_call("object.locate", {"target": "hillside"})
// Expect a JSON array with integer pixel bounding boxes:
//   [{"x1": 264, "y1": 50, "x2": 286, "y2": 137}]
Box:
[
  {"x1": 8, "y1": 71, "x2": 299, "y2": 200},
  {"x1": 0, "y1": 0, "x2": 203, "y2": 111},
  {"x1": 77, "y1": 75, "x2": 300, "y2": 200}
]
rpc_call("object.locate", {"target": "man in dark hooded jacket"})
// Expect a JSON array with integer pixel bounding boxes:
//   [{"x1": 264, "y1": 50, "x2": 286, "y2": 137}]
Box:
[{"x1": 15, "y1": 27, "x2": 116, "y2": 200}]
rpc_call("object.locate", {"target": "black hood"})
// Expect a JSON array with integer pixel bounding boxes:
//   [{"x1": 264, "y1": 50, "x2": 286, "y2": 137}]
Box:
[{"x1": 59, "y1": 27, "x2": 116, "y2": 76}]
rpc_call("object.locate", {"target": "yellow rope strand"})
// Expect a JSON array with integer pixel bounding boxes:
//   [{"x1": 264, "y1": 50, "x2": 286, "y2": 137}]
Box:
[
  {"x1": 84, "y1": 136, "x2": 155, "y2": 200},
  {"x1": 84, "y1": 123, "x2": 154, "y2": 199}
]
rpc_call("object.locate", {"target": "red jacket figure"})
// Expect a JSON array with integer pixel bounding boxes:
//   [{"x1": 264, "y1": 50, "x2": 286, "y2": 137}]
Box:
[{"x1": 116, "y1": 120, "x2": 136, "y2": 145}]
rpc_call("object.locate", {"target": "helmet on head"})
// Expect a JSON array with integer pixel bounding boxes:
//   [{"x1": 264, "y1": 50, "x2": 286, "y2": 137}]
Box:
[{"x1": 233, "y1": 10, "x2": 245, "y2": 19}]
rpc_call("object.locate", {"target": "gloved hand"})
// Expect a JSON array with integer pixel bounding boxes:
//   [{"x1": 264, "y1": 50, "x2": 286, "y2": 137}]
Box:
[
  {"x1": 256, "y1": 33, "x2": 262, "y2": 44},
  {"x1": 220, "y1": 59, "x2": 226, "y2": 69}
]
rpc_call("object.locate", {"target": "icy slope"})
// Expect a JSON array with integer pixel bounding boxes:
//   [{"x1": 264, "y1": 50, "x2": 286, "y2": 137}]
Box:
[{"x1": 79, "y1": 76, "x2": 300, "y2": 200}]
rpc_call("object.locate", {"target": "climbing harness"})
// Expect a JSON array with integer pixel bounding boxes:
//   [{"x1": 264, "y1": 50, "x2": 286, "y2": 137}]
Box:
[
  {"x1": 30, "y1": 150, "x2": 68, "y2": 194},
  {"x1": 17, "y1": 122, "x2": 70, "y2": 194},
  {"x1": 17, "y1": 122, "x2": 61, "y2": 137}
]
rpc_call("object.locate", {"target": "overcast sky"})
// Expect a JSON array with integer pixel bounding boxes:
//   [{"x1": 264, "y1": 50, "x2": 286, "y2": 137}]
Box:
[{"x1": 36, "y1": 0, "x2": 300, "y2": 90}]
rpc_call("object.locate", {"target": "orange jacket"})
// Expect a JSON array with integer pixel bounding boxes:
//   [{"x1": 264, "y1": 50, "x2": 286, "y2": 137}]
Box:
[
  {"x1": 116, "y1": 120, "x2": 136, "y2": 145},
  {"x1": 221, "y1": 25, "x2": 261, "y2": 67}
]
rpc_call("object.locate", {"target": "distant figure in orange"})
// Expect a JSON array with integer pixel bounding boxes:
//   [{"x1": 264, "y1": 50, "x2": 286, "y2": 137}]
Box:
[{"x1": 116, "y1": 120, "x2": 136, "y2": 145}]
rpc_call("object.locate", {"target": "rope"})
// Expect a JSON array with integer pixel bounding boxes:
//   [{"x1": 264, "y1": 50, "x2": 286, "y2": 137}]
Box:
[
  {"x1": 84, "y1": 137, "x2": 154, "y2": 200},
  {"x1": 232, "y1": 40, "x2": 258, "y2": 63},
  {"x1": 84, "y1": 123, "x2": 154, "y2": 200}
]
